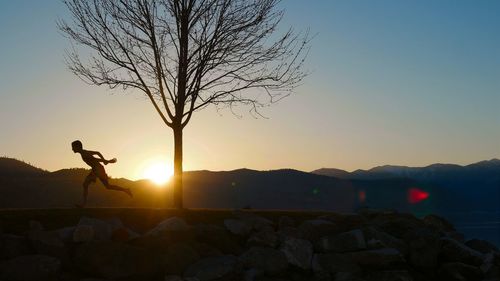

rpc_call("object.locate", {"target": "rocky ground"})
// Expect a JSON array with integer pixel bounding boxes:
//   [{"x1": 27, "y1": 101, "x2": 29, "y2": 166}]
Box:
[{"x1": 0, "y1": 208, "x2": 499, "y2": 281}]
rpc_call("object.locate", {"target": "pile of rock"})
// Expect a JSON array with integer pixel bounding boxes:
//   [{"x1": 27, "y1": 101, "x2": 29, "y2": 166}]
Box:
[{"x1": 0, "y1": 209, "x2": 499, "y2": 281}]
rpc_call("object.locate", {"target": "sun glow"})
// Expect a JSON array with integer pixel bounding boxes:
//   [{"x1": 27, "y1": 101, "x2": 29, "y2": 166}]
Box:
[{"x1": 142, "y1": 160, "x2": 173, "y2": 185}]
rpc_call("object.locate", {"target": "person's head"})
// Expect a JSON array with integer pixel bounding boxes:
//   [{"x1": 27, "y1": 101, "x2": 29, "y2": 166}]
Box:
[{"x1": 72, "y1": 140, "x2": 83, "y2": 153}]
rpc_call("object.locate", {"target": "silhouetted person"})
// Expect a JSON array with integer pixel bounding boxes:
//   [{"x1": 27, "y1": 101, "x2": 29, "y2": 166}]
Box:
[{"x1": 71, "y1": 140, "x2": 132, "y2": 207}]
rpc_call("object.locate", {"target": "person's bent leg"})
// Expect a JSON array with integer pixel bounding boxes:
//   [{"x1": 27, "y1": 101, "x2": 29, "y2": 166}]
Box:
[
  {"x1": 78, "y1": 173, "x2": 94, "y2": 207},
  {"x1": 101, "y1": 178, "x2": 133, "y2": 197}
]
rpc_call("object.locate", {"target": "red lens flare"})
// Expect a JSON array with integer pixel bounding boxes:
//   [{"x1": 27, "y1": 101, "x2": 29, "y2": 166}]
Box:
[{"x1": 408, "y1": 188, "x2": 429, "y2": 204}]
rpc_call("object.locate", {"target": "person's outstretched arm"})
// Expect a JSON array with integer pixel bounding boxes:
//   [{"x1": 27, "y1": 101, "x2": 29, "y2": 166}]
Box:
[{"x1": 90, "y1": 150, "x2": 115, "y2": 164}]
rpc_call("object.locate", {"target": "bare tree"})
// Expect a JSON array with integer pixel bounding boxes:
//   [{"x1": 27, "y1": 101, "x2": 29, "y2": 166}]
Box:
[{"x1": 59, "y1": 0, "x2": 309, "y2": 208}]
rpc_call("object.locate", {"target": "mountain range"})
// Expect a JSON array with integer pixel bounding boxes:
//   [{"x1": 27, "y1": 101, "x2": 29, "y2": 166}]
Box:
[{"x1": 0, "y1": 157, "x2": 499, "y2": 214}]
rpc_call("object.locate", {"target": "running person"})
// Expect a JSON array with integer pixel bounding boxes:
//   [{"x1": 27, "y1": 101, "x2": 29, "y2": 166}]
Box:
[{"x1": 71, "y1": 140, "x2": 132, "y2": 207}]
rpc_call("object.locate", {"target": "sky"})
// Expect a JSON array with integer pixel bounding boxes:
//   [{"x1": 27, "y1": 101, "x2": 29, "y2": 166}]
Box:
[{"x1": 1, "y1": 0, "x2": 499, "y2": 180}]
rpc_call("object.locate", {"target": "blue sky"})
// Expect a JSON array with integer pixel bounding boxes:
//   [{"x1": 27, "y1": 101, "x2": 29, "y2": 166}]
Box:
[{"x1": 0, "y1": 0, "x2": 499, "y2": 179}]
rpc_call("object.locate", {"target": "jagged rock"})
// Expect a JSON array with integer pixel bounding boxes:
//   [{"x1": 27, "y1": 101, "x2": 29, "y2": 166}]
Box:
[
  {"x1": 248, "y1": 228, "x2": 278, "y2": 248},
  {"x1": 111, "y1": 227, "x2": 139, "y2": 242},
  {"x1": 298, "y1": 219, "x2": 339, "y2": 242},
  {"x1": 480, "y1": 253, "x2": 497, "y2": 277},
  {"x1": 363, "y1": 227, "x2": 408, "y2": 256},
  {"x1": 28, "y1": 229, "x2": 68, "y2": 263},
  {"x1": 357, "y1": 208, "x2": 396, "y2": 218},
  {"x1": 404, "y1": 228, "x2": 441, "y2": 269},
  {"x1": 311, "y1": 253, "x2": 361, "y2": 275},
  {"x1": 29, "y1": 220, "x2": 44, "y2": 232},
  {"x1": 73, "y1": 225, "x2": 95, "y2": 242},
  {"x1": 129, "y1": 234, "x2": 170, "y2": 254},
  {"x1": 280, "y1": 237, "x2": 313, "y2": 269},
  {"x1": 184, "y1": 255, "x2": 240, "y2": 281},
  {"x1": 243, "y1": 268, "x2": 263, "y2": 281},
  {"x1": 438, "y1": 262, "x2": 483, "y2": 281},
  {"x1": 367, "y1": 270, "x2": 413, "y2": 281},
  {"x1": 0, "y1": 234, "x2": 33, "y2": 259},
  {"x1": 465, "y1": 239, "x2": 500, "y2": 254},
  {"x1": 76, "y1": 217, "x2": 113, "y2": 241},
  {"x1": 74, "y1": 241, "x2": 156, "y2": 279},
  {"x1": 370, "y1": 213, "x2": 424, "y2": 239},
  {"x1": 348, "y1": 248, "x2": 405, "y2": 269},
  {"x1": 239, "y1": 247, "x2": 288, "y2": 275},
  {"x1": 147, "y1": 217, "x2": 190, "y2": 236},
  {"x1": 163, "y1": 243, "x2": 201, "y2": 275},
  {"x1": 441, "y1": 237, "x2": 485, "y2": 266},
  {"x1": 317, "y1": 229, "x2": 366, "y2": 253},
  {"x1": 194, "y1": 224, "x2": 243, "y2": 255},
  {"x1": 232, "y1": 211, "x2": 274, "y2": 232},
  {"x1": 0, "y1": 255, "x2": 61, "y2": 281},
  {"x1": 318, "y1": 213, "x2": 367, "y2": 232},
  {"x1": 277, "y1": 226, "x2": 302, "y2": 243},
  {"x1": 423, "y1": 214, "x2": 456, "y2": 232},
  {"x1": 366, "y1": 238, "x2": 385, "y2": 249},
  {"x1": 445, "y1": 231, "x2": 465, "y2": 242},
  {"x1": 278, "y1": 216, "x2": 295, "y2": 229},
  {"x1": 224, "y1": 219, "x2": 253, "y2": 236},
  {"x1": 188, "y1": 241, "x2": 223, "y2": 257},
  {"x1": 54, "y1": 227, "x2": 75, "y2": 242}
]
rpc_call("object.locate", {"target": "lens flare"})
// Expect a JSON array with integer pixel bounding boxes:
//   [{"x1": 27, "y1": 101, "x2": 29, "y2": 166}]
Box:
[{"x1": 408, "y1": 188, "x2": 429, "y2": 204}]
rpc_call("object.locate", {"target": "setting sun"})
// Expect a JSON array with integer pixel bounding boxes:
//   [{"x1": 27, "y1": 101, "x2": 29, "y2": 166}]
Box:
[{"x1": 142, "y1": 161, "x2": 173, "y2": 185}]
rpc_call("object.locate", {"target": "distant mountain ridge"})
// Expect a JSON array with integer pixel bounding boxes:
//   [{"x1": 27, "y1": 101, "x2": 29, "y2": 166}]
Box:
[
  {"x1": 0, "y1": 157, "x2": 48, "y2": 177},
  {"x1": 312, "y1": 159, "x2": 500, "y2": 183}
]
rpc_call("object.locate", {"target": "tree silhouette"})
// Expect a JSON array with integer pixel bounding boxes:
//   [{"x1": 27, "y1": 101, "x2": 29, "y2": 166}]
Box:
[{"x1": 59, "y1": 0, "x2": 309, "y2": 208}]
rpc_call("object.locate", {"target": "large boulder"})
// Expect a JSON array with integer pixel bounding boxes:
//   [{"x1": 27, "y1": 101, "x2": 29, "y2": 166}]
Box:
[
  {"x1": 348, "y1": 248, "x2": 405, "y2": 269},
  {"x1": 28, "y1": 229, "x2": 68, "y2": 263},
  {"x1": 247, "y1": 228, "x2": 278, "y2": 248},
  {"x1": 465, "y1": 239, "x2": 500, "y2": 254},
  {"x1": 441, "y1": 237, "x2": 485, "y2": 266},
  {"x1": 163, "y1": 243, "x2": 201, "y2": 275},
  {"x1": 422, "y1": 214, "x2": 455, "y2": 233},
  {"x1": 404, "y1": 228, "x2": 441, "y2": 269},
  {"x1": 147, "y1": 217, "x2": 190, "y2": 236},
  {"x1": 298, "y1": 219, "x2": 339, "y2": 242},
  {"x1": 73, "y1": 225, "x2": 95, "y2": 242},
  {"x1": 75, "y1": 217, "x2": 115, "y2": 241},
  {"x1": 277, "y1": 227, "x2": 302, "y2": 244},
  {"x1": 239, "y1": 247, "x2": 288, "y2": 275},
  {"x1": 438, "y1": 262, "x2": 483, "y2": 281},
  {"x1": 370, "y1": 213, "x2": 424, "y2": 239},
  {"x1": 73, "y1": 241, "x2": 157, "y2": 279},
  {"x1": 184, "y1": 255, "x2": 240, "y2": 281},
  {"x1": 231, "y1": 211, "x2": 274, "y2": 232},
  {"x1": 311, "y1": 253, "x2": 361, "y2": 275},
  {"x1": 224, "y1": 219, "x2": 252, "y2": 236},
  {"x1": 280, "y1": 237, "x2": 313, "y2": 270},
  {"x1": 317, "y1": 229, "x2": 366, "y2": 253},
  {"x1": 54, "y1": 227, "x2": 75, "y2": 243},
  {"x1": 0, "y1": 234, "x2": 33, "y2": 259},
  {"x1": 194, "y1": 224, "x2": 243, "y2": 255},
  {"x1": 0, "y1": 255, "x2": 61, "y2": 281},
  {"x1": 318, "y1": 213, "x2": 367, "y2": 233},
  {"x1": 363, "y1": 227, "x2": 408, "y2": 256},
  {"x1": 278, "y1": 216, "x2": 295, "y2": 229}
]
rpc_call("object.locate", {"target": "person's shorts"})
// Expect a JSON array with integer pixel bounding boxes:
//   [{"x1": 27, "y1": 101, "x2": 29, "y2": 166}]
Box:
[{"x1": 85, "y1": 165, "x2": 108, "y2": 184}]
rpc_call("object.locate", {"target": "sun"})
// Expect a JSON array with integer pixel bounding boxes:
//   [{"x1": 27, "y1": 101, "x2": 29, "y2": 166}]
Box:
[{"x1": 142, "y1": 161, "x2": 173, "y2": 185}]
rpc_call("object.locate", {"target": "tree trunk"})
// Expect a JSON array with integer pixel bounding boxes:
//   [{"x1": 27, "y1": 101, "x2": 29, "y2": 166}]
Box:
[{"x1": 173, "y1": 126, "x2": 183, "y2": 209}]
